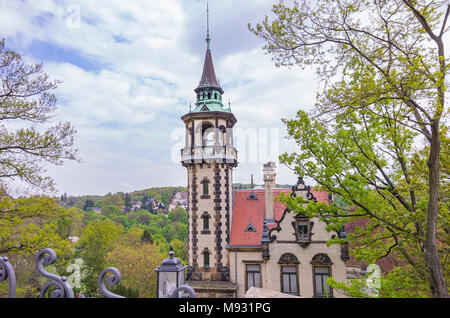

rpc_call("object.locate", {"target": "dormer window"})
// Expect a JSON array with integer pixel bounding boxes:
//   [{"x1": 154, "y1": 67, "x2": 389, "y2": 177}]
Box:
[
  {"x1": 292, "y1": 217, "x2": 314, "y2": 247},
  {"x1": 297, "y1": 222, "x2": 309, "y2": 240},
  {"x1": 244, "y1": 218, "x2": 257, "y2": 232}
]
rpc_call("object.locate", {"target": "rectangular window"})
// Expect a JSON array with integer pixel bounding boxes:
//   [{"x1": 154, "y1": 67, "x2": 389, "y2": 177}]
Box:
[
  {"x1": 314, "y1": 266, "x2": 331, "y2": 297},
  {"x1": 202, "y1": 182, "x2": 209, "y2": 196},
  {"x1": 281, "y1": 266, "x2": 298, "y2": 295},
  {"x1": 246, "y1": 264, "x2": 261, "y2": 290}
]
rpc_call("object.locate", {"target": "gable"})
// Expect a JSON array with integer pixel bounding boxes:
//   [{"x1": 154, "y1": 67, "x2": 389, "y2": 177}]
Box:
[{"x1": 229, "y1": 188, "x2": 332, "y2": 247}]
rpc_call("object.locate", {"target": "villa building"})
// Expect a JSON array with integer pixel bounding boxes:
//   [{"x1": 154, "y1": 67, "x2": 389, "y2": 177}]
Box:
[{"x1": 180, "y1": 17, "x2": 350, "y2": 298}]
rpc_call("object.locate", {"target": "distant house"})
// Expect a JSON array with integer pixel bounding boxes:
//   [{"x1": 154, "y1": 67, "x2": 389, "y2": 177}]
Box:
[
  {"x1": 168, "y1": 192, "x2": 188, "y2": 211},
  {"x1": 131, "y1": 200, "x2": 142, "y2": 210}
]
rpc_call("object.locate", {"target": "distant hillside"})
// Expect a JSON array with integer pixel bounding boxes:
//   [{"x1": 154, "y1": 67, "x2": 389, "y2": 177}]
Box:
[{"x1": 59, "y1": 183, "x2": 294, "y2": 212}]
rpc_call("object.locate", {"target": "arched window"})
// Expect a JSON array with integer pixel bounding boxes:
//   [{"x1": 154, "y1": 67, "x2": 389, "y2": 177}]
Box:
[
  {"x1": 202, "y1": 249, "x2": 210, "y2": 268},
  {"x1": 208, "y1": 92, "x2": 211, "y2": 99},
  {"x1": 311, "y1": 253, "x2": 333, "y2": 298},
  {"x1": 201, "y1": 122, "x2": 214, "y2": 147},
  {"x1": 278, "y1": 253, "x2": 300, "y2": 296},
  {"x1": 218, "y1": 125, "x2": 226, "y2": 147},
  {"x1": 200, "y1": 177, "x2": 210, "y2": 198},
  {"x1": 214, "y1": 93, "x2": 218, "y2": 99},
  {"x1": 201, "y1": 212, "x2": 211, "y2": 233}
]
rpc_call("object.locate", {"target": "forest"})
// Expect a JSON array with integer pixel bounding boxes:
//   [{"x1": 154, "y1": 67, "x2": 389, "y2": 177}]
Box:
[{"x1": 0, "y1": 186, "x2": 188, "y2": 298}]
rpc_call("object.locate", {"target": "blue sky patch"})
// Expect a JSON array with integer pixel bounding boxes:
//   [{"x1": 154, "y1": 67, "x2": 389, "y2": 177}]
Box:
[{"x1": 28, "y1": 40, "x2": 106, "y2": 72}]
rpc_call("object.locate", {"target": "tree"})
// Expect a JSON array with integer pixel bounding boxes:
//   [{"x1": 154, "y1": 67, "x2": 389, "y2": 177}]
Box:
[
  {"x1": 77, "y1": 219, "x2": 123, "y2": 295},
  {"x1": 168, "y1": 207, "x2": 188, "y2": 224},
  {"x1": 162, "y1": 224, "x2": 177, "y2": 243},
  {"x1": 124, "y1": 193, "x2": 132, "y2": 210},
  {"x1": 0, "y1": 196, "x2": 71, "y2": 256},
  {"x1": 105, "y1": 243, "x2": 164, "y2": 298},
  {"x1": 141, "y1": 229, "x2": 153, "y2": 244},
  {"x1": 171, "y1": 238, "x2": 188, "y2": 264},
  {"x1": 0, "y1": 39, "x2": 77, "y2": 192},
  {"x1": 101, "y1": 194, "x2": 124, "y2": 208},
  {"x1": 50, "y1": 206, "x2": 84, "y2": 238},
  {"x1": 251, "y1": 0, "x2": 449, "y2": 297},
  {"x1": 101, "y1": 205, "x2": 121, "y2": 216},
  {"x1": 83, "y1": 199, "x2": 95, "y2": 211}
]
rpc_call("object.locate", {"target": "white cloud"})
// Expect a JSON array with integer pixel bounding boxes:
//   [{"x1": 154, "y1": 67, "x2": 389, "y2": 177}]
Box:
[{"x1": 1, "y1": 0, "x2": 317, "y2": 195}]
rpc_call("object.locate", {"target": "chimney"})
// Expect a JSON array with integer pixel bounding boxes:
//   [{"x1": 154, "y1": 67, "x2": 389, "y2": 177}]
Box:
[{"x1": 263, "y1": 161, "x2": 277, "y2": 222}]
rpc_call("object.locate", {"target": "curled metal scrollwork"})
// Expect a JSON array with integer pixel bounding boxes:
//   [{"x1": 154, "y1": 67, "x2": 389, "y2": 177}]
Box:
[
  {"x1": 170, "y1": 285, "x2": 196, "y2": 298},
  {"x1": 36, "y1": 248, "x2": 74, "y2": 298},
  {"x1": 0, "y1": 256, "x2": 16, "y2": 298},
  {"x1": 98, "y1": 267, "x2": 125, "y2": 298}
]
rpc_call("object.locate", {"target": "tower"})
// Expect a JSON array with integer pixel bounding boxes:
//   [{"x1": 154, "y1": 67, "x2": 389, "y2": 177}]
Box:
[{"x1": 181, "y1": 6, "x2": 238, "y2": 282}]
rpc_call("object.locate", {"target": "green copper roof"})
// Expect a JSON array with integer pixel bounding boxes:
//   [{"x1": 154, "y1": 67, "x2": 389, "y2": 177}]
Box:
[
  {"x1": 190, "y1": 3, "x2": 230, "y2": 114},
  {"x1": 192, "y1": 100, "x2": 232, "y2": 113}
]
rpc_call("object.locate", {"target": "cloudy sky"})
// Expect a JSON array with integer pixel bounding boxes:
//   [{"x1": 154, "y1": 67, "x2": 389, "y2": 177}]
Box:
[{"x1": 0, "y1": 0, "x2": 320, "y2": 196}]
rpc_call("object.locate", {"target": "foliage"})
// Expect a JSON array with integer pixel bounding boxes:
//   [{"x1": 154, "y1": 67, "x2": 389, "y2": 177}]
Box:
[
  {"x1": 0, "y1": 196, "x2": 71, "y2": 257},
  {"x1": 50, "y1": 206, "x2": 84, "y2": 238},
  {"x1": 251, "y1": 0, "x2": 450, "y2": 297},
  {"x1": 327, "y1": 265, "x2": 432, "y2": 298},
  {"x1": 168, "y1": 207, "x2": 188, "y2": 224},
  {"x1": 171, "y1": 238, "x2": 188, "y2": 264},
  {"x1": 141, "y1": 229, "x2": 153, "y2": 244},
  {"x1": 76, "y1": 219, "x2": 123, "y2": 296},
  {"x1": 105, "y1": 243, "x2": 165, "y2": 298},
  {"x1": 0, "y1": 39, "x2": 78, "y2": 192},
  {"x1": 100, "y1": 194, "x2": 124, "y2": 209}
]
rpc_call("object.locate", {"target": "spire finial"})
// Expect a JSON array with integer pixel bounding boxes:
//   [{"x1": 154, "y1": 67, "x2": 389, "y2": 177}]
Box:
[{"x1": 206, "y1": 1, "x2": 211, "y2": 49}]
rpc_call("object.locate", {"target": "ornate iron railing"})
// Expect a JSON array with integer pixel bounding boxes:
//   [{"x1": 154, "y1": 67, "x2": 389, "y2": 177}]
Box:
[{"x1": 0, "y1": 248, "x2": 196, "y2": 299}]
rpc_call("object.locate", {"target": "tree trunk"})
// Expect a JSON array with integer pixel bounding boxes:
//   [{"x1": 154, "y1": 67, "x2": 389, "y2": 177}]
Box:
[{"x1": 424, "y1": 120, "x2": 448, "y2": 298}]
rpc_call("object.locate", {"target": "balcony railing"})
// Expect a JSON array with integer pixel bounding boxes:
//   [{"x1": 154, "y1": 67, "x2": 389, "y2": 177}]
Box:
[{"x1": 180, "y1": 146, "x2": 238, "y2": 163}]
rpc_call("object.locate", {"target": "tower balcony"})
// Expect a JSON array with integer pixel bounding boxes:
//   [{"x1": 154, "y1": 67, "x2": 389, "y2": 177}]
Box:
[{"x1": 181, "y1": 146, "x2": 238, "y2": 165}]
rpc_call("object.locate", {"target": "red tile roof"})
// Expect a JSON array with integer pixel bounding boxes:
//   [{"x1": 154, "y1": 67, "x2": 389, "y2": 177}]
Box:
[{"x1": 229, "y1": 188, "x2": 329, "y2": 247}]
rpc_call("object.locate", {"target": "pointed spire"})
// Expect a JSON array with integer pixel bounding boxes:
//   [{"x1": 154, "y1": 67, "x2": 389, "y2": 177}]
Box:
[
  {"x1": 206, "y1": 1, "x2": 210, "y2": 49},
  {"x1": 195, "y1": 2, "x2": 223, "y2": 94}
]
